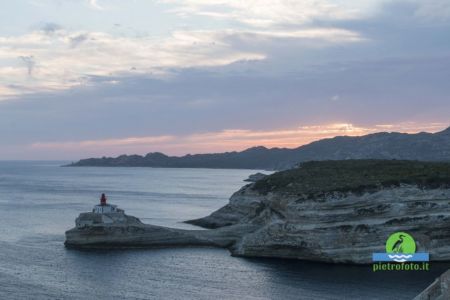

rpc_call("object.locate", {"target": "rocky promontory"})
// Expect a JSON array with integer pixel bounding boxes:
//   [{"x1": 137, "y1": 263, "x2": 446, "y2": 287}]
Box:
[
  {"x1": 65, "y1": 212, "x2": 258, "y2": 249},
  {"x1": 66, "y1": 160, "x2": 450, "y2": 264}
]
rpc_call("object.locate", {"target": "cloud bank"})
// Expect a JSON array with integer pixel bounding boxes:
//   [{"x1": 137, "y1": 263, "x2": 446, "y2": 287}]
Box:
[{"x1": 0, "y1": 0, "x2": 449, "y2": 159}]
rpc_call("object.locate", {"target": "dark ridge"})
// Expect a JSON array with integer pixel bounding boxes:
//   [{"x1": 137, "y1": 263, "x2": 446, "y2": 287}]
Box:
[{"x1": 66, "y1": 126, "x2": 450, "y2": 170}]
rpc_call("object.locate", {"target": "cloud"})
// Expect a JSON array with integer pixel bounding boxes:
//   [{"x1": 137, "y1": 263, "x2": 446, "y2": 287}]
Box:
[
  {"x1": 413, "y1": 0, "x2": 450, "y2": 22},
  {"x1": 32, "y1": 135, "x2": 175, "y2": 149},
  {"x1": 19, "y1": 55, "x2": 35, "y2": 76},
  {"x1": 69, "y1": 33, "x2": 90, "y2": 48},
  {"x1": 330, "y1": 95, "x2": 340, "y2": 102},
  {"x1": 0, "y1": 29, "x2": 263, "y2": 99},
  {"x1": 373, "y1": 0, "x2": 450, "y2": 25},
  {"x1": 1, "y1": 53, "x2": 448, "y2": 148},
  {"x1": 163, "y1": 0, "x2": 363, "y2": 28},
  {"x1": 0, "y1": 25, "x2": 363, "y2": 99},
  {"x1": 88, "y1": 0, "x2": 103, "y2": 10},
  {"x1": 225, "y1": 28, "x2": 363, "y2": 42},
  {"x1": 0, "y1": 85, "x2": 20, "y2": 99},
  {"x1": 39, "y1": 22, "x2": 63, "y2": 34}
]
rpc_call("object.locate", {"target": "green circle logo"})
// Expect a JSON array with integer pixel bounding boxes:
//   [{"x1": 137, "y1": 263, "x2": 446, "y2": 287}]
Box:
[{"x1": 386, "y1": 232, "x2": 416, "y2": 254}]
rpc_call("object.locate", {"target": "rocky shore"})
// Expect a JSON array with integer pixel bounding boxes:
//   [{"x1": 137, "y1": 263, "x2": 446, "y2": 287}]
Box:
[
  {"x1": 66, "y1": 160, "x2": 450, "y2": 264},
  {"x1": 65, "y1": 212, "x2": 257, "y2": 249}
]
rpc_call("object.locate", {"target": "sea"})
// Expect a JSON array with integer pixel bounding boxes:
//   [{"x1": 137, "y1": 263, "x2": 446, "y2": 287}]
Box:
[{"x1": 0, "y1": 161, "x2": 448, "y2": 299}]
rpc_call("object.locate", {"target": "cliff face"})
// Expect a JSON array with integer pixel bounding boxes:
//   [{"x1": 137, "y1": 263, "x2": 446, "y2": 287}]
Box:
[
  {"x1": 414, "y1": 269, "x2": 450, "y2": 299},
  {"x1": 216, "y1": 185, "x2": 450, "y2": 263},
  {"x1": 188, "y1": 160, "x2": 450, "y2": 263},
  {"x1": 66, "y1": 160, "x2": 450, "y2": 264}
]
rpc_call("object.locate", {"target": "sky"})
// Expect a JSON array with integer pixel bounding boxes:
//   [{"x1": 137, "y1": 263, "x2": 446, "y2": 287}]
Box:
[{"x1": 0, "y1": 0, "x2": 449, "y2": 160}]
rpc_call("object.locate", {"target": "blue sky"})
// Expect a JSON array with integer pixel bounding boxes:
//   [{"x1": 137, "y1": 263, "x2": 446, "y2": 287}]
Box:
[{"x1": 0, "y1": 0, "x2": 449, "y2": 159}]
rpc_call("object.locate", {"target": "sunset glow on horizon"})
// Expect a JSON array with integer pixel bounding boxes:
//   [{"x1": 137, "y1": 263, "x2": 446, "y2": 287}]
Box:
[{"x1": 27, "y1": 122, "x2": 448, "y2": 159}]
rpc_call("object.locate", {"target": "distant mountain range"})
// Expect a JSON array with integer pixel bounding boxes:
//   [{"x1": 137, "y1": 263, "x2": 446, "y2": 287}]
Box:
[{"x1": 67, "y1": 126, "x2": 450, "y2": 170}]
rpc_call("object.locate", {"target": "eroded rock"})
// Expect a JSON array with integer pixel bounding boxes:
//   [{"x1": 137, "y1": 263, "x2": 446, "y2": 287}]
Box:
[{"x1": 66, "y1": 160, "x2": 450, "y2": 264}]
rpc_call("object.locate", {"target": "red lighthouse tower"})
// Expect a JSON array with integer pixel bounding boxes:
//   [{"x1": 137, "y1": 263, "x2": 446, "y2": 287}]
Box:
[
  {"x1": 93, "y1": 193, "x2": 120, "y2": 214},
  {"x1": 100, "y1": 193, "x2": 107, "y2": 205}
]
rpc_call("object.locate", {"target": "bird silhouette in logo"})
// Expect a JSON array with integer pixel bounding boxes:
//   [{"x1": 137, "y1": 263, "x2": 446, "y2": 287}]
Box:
[{"x1": 391, "y1": 234, "x2": 405, "y2": 253}]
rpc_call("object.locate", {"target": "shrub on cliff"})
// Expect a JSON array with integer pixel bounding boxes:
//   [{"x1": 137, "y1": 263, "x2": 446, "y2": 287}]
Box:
[{"x1": 253, "y1": 160, "x2": 450, "y2": 196}]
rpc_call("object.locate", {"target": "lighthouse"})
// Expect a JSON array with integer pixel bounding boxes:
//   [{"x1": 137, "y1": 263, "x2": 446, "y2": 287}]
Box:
[
  {"x1": 93, "y1": 193, "x2": 122, "y2": 214},
  {"x1": 75, "y1": 194, "x2": 126, "y2": 228}
]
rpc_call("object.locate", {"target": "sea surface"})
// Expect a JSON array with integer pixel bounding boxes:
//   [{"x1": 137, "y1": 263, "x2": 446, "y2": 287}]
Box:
[{"x1": 0, "y1": 161, "x2": 448, "y2": 300}]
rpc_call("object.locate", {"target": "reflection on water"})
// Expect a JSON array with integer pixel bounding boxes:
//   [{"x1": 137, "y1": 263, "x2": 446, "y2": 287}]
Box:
[{"x1": 0, "y1": 161, "x2": 446, "y2": 299}]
